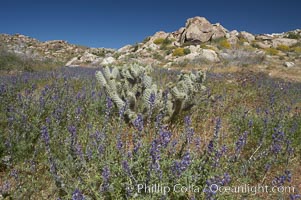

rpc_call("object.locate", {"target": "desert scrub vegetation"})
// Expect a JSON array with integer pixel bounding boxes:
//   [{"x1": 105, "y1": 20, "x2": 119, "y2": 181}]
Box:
[
  {"x1": 172, "y1": 47, "x2": 190, "y2": 57},
  {"x1": 286, "y1": 32, "x2": 301, "y2": 39},
  {"x1": 0, "y1": 66, "x2": 300, "y2": 199},
  {"x1": 0, "y1": 48, "x2": 61, "y2": 72},
  {"x1": 265, "y1": 47, "x2": 279, "y2": 55},
  {"x1": 276, "y1": 45, "x2": 290, "y2": 52},
  {"x1": 211, "y1": 38, "x2": 231, "y2": 49},
  {"x1": 220, "y1": 49, "x2": 265, "y2": 67}
]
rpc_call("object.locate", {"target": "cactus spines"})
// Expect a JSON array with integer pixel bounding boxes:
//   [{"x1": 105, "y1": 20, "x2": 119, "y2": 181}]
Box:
[{"x1": 95, "y1": 64, "x2": 206, "y2": 123}]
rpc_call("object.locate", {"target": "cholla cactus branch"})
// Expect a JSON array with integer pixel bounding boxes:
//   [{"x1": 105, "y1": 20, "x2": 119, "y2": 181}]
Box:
[{"x1": 95, "y1": 64, "x2": 206, "y2": 123}]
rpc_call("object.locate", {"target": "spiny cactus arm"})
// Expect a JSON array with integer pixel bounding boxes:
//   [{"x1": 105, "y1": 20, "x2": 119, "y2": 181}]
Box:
[
  {"x1": 170, "y1": 87, "x2": 186, "y2": 100},
  {"x1": 182, "y1": 75, "x2": 194, "y2": 92},
  {"x1": 95, "y1": 71, "x2": 107, "y2": 87},
  {"x1": 196, "y1": 70, "x2": 206, "y2": 83},
  {"x1": 111, "y1": 67, "x2": 120, "y2": 79},
  {"x1": 142, "y1": 75, "x2": 152, "y2": 89},
  {"x1": 121, "y1": 69, "x2": 134, "y2": 81},
  {"x1": 126, "y1": 91, "x2": 137, "y2": 110},
  {"x1": 110, "y1": 92, "x2": 126, "y2": 110},
  {"x1": 128, "y1": 83, "x2": 139, "y2": 96},
  {"x1": 130, "y1": 64, "x2": 145, "y2": 78},
  {"x1": 124, "y1": 109, "x2": 137, "y2": 122},
  {"x1": 103, "y1": 66, "x2": 112, "y2": 80},
  {"x1": 107, "y1": 78, "x2": 118, "y2": 92}
]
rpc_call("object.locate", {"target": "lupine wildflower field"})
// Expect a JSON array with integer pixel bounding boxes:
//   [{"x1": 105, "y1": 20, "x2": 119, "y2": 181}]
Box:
[{"x1": 0, "y1": 66, "x2": 301, "y2": 199}]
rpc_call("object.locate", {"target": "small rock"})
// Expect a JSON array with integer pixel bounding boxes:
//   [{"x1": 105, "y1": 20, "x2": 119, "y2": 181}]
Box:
[
  {"x1": 101, "y1": 57, "x2": 116, "y2": 65},
  {"x1": 284, "y1": 62, "x2": 295, "y2": 68}
]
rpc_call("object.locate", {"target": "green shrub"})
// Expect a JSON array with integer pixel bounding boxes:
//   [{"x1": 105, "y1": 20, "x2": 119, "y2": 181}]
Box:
[
  {"x1": 277, "y1": 45, "x2": 290, "y2": 52},
  {"x1": 219, "y1": 39, "x2": 231, "y2": 49},
  {"x1": 265, "y1": 48, "x2": 279, "y2": 55},
  {"x1": 286, "y1": 32, "x2": 301, "y2": 39},
  {"x1": 142, "y1": 36, "x2": 151, "y2": 43},
  {"x1": 153, "y1": 38, "x2": 165, "y2": 45},
  {"x1": 172, "y1": 48, "x2": 185, "y2": 57},
  {"x1": 291, "y1": 46, "x2": 301, "y2": 53},
  {"x1": 153, "y1": 52, "x2": 164, "y2": 60},
  {"x1": 183, "y1": 48, "x2": 191, "y2": 55},
  {"x1": 212, "y1": 38, "x2": 231, "y2": 49}
]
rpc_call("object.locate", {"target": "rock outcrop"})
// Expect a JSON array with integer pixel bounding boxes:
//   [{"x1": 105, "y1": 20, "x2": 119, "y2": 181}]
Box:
[{"x1": 180, "y1": 17, "x2": 227, "y2": 44}]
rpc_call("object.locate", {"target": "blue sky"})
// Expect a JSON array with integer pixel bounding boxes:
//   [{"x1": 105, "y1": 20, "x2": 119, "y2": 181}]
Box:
[{"x1": 0, "y1": 0, "x2": 300, "y2": 49}]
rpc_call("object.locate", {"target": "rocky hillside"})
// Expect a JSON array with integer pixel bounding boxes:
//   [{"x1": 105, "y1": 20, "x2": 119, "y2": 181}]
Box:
[
  {"x1": 110, "y1": 17, "x2": 301, "y2": 70},
  {"x1": 0, "y1": 33, "x2": 115, "y2": 67},
  {"x1": 1, "y1": 16, "x2": 300, "y2": 73}
]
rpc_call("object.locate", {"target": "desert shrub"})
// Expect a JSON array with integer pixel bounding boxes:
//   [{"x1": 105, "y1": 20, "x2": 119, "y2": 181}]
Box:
[
  {"x1": 265, "y1": 48, "x2": 279, "y2": 55},
  {"x1": 172, "y1": 47, "x2": 185, "y2": 56},
  {"x1": 133, "y1": 43, "x2": 139, "y2": 52},
  {"x1": 220, "y1": 49, "x2": 265, "y2": 66},
  {"x1": 286, "y1": 32, "x2": 301, "y2": 39},
  {"x1": 291, "y1": 46, "x2": 301, "y2": 54},
  {"x1": 219, "y1": 39, "x2": 231, "y2": 49},
  {"x1": 183, "y1": 48, "x2": 191, "y2": 55},
  {"x1": 153, "y1": 38, "x2": 165, "y2": 45},
  {"x1": 0, "y1": 48, "x2": 59, "y2": 72},
  {"x1": 172, "y1": 47, "x2": 190, "y2": 57},
  {"x1": 142, "y1": 36, "x2": 151, "y2": 43},
  {"x1": 277, "y1": 45, "x2": 290, "y2": 52},
  {"x1": 153, "y1": 52, "x2": 164, "y2": 60},
  {"x1": 212, "y1": 38, "x2": 231, "y2": 49}
]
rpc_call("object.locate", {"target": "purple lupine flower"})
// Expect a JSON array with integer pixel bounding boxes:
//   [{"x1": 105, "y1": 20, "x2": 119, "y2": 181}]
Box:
[
  {"x1": 133, "y1": 138, "x2": 141, "y2": 154},
  {"x1": 180, "y1": 151, "x2": 191, "y2": 171},
  {"x1": 133, "y1": 114, "x2": 144, "y2": 132},
  {"x1": 222, "y1": 173, "x2": 231, "y2": 185},
  {"x1": 235, "y1": 131, "x2": 248, "y2": 155},
  {"x1": 116, "y1": 134, "x2": 123, "y2": 152},
  {"x1": 1, "y1": 181, "x2": 10, "y2": 193},
  {"x1": 158, "y1": 127, "x2": 171, "y2": 148},
  {"x1": 214, "y1": 117, "x2": 221, "y2": 139},
  {"x1": 101, "y1": 166, "x2": 110, "y2": 192},
  {"x1": 171, "y1": 161, "x2": 181, "y2": 177},
  {"x1": 204, "y1": 173, "x2": 231, "y2": 199},
  {"x1": 184, "y1": 116, "x2": 194, "y2": 144},
  {"x1": 106, "y1": 96, "x2": 113, "y2": 110},
  {"x1": 46, "y1": 117, "x2": 51, "y2": 124},
  {"x1": 41, "y1": 126, "x2": 50, "y2": 148},
  {"x1": 272, "y1": 170, "x2": 292, "y2": 186},
  {"x1": 207, "y1": 140, "x2": 214, "y2": 154},
  {"x1": 290, "y1": 194, "x2": 301, "y2": 200},
  {"x1": 285, "y1": 170, "x2": 292, "y2": 182},
  {"x1": 10, "y1": 169, "x2": 18, "y2": 180},
  {"x1": 41, "y1": 126, "x2": 60, "y2": 181},
  {"x1": 194, "y1": 137, "x2": 201, "y2": 151},
  {"x1": 98, "y1": 144, "x2": 104, "y2": 156},
  {"x1": 271, "y1": 127, "x2": 285, "y2": 155},
  {"x1": 86, "y1": 146, "x2": 92, "y2": 161},
  {"x1": 171, "y1": 151, "x2": 191, "y2": 177},
  {"x1": 127, "y1": 151, "x2": 133, "y2": 159},
  {"x1": 149, "y1": 93, "x2": 156, "y2": 107},
  {"x1": 75, "y1": 144, "x2": 84, "y2": 160},
  {"x1": 68, "y1": 126, "x2": 77, "y2": 157},
  {"x1": 155, "y1": 113, "x2": 163, "y2": 128},
  {"x1": 72, "y1": 188, "x2": 85, "y2": 200},
  {"x1": 265, "y1": 163, "x2": 271, "y2": 173},
  {"x1": 122, "y1": 160, "x2": 131, "y2": 176},
  {"x1": 150, "y1": 139, "x2": 162, "y2": 178}
]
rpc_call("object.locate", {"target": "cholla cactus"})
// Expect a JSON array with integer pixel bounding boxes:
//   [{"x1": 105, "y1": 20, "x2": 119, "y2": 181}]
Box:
[{"x1": 95, "y1": 64, "x2": 206, "y2": 123}]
